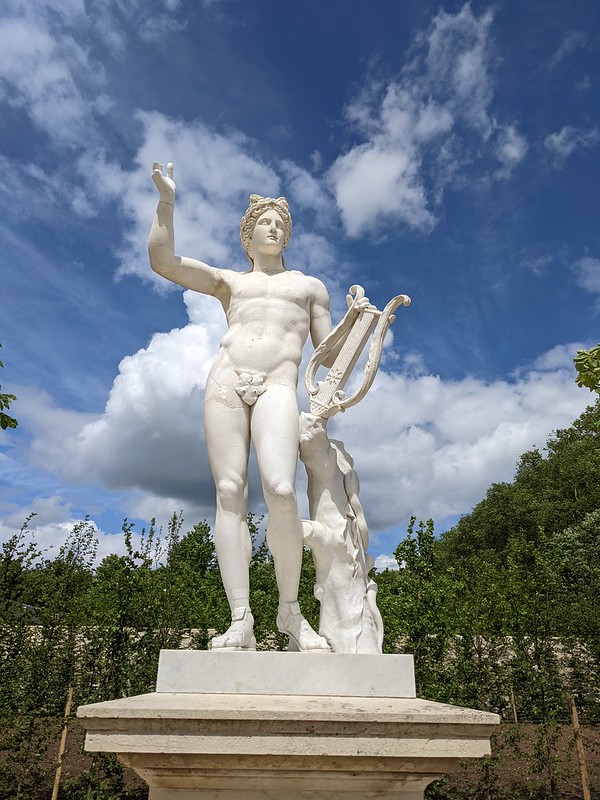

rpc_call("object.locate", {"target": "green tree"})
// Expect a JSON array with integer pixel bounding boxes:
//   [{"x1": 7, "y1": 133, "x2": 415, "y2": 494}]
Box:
[
  {"x1": 0, "y1": 519, "x2": 102, "y2": 799},
  {"x1": 546, "y1": 509, "x2": 600, "y2": 723},
  {"x1": 448, "y1": 552, "x2": 513, "y2": 715},
  {"x1": 377, "y1": 518, "x2": 459, "y2": 701},
  {"x1": 83, "y1": 518, "x2": 167, "y2": 700},
  {"x1": 0, "y1": 515, "x2": 39, "y2": 609},
  {"x1": 155, "y1": 515, "x2": 229, "y2": 648}
]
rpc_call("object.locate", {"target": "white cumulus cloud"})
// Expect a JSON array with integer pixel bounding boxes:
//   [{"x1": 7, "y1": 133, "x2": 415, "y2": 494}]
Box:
[
  {"x1": 0, "y1": 508, "x2": 162, "y2": 568},
  {"x1": 374, "y1": 554, "x2": 400, "y2": 572},
  {"x1": 26, "y1": 323, "x2": 218, "y2": 508},
  {"x1": 13, "y1": 323, "x2": 591, "y2": 543}
]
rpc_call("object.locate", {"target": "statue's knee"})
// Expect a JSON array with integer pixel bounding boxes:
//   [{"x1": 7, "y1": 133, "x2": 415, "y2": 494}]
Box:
[
  {"x1": 216, "y1": 477, "x2": 245, "y2": 512},
  {"x1": 265, "y1": 480, "x2": 296, "y2": 510}
]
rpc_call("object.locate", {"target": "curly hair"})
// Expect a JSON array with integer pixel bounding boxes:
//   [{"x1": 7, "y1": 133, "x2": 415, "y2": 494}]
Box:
[{"x1": 240, "y1": 194, "x2": 292, "y2": 265}]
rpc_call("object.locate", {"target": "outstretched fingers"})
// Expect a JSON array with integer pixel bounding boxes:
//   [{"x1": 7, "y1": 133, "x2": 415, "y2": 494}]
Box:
[
  {"x1": 151, "y1": 161, "x2": 174, "y2": 176},
  {"x1": 151, "y1": 161, "x2": 176, "y2": 199}
]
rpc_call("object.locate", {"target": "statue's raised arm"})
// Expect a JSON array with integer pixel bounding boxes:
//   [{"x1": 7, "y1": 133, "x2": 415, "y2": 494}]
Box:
[{"x1": 148, "y1": 162, "x2": 226, "y2": 299}]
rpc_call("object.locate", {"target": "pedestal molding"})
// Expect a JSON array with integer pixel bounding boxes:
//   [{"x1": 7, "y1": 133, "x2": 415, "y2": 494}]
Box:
[{"x1": 78, "y1": 652, "x2": 499, "y2": 799}]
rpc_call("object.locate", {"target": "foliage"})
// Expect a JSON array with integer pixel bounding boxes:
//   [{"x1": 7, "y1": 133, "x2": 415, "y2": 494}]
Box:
[
  {"x1": 574, "y1": 343, "x2": 600, "y2": 394},
  {"x1": 387, "y1": 518, "x2": 460, "y2": 699},
  {"x1": 0, "y1": 343, "x2": 18, "y2": 431}
]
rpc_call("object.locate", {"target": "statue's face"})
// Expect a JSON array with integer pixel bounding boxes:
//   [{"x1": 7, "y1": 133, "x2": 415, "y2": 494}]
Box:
[
  {"x1": 252, "y1": 209, "x2": 285, "y2": 257},
  {"x1": 299, "y1": 412, "x2": 327, "y2": 446}
]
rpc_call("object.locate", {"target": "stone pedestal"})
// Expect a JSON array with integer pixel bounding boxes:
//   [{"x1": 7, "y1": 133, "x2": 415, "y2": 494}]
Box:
[{"x1": 77, "y1": 651, "x2": 499, "y2": 799}]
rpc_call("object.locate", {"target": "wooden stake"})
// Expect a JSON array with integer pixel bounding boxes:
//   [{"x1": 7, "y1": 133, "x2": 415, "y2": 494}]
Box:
[
  {"x1": 51, "y1": 686, "x2": 73, "y2": 800},
  {"x1": 567, "y1": 693, "x2": 591, "y2": 800},
  {"x1": 509, "y1": 685, "x2": 518, "y2": 724}
]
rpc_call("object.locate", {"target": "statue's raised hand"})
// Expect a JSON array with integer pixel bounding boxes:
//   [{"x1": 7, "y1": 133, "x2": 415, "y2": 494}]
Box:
[{"x1": 152, "y1": 161, "x2": 176, "y2": 205}]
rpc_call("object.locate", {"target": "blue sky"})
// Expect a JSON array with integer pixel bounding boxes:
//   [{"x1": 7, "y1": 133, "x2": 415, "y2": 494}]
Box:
[{"x1": 1, "y1": 0, "x2": 598, "y2": 567}]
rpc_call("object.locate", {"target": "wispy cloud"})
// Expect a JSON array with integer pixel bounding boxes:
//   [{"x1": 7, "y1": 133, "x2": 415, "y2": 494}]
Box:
[
  {"x1": 79, "y1": 111, "x2": 281, "y2": 283},
  {"x1": 495, "y1": 124, "x2": 528, "y2": 178},
  {"x1": 137, "y1": 12, "x2": 187, "y2": 43},
  {"x1": 423, "y1": 4, "x2": 495, "y2": 136},
  {"x1": 544, "y1": 126, "x2": 600, "y2": 160},
  {"x1": 279, "y1": 160, "x2": 334, "y2": 221},
  {"x1": 0, "y1": 0, "x2": 189, "y2": 225},
  {"x1": 573, "y1": 256, "x2": 600, "y2": 307},
  {"x1": 548, "y1": 30, "x2": 588, "y2": 70},
  {"x1": 0, "y1": 15, "x2": 108, "y2": 147},
  {"x1": 575, "y1": 75, "x2": 593, "y2": 93},
  {"x1": 327, "y1": 4, "x2": 526, "y2": 238}
]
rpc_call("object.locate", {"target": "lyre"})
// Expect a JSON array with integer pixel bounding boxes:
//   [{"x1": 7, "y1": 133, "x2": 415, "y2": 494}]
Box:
[{"x1": 305, "y1": 285, "x2": 411, "y2": 419}]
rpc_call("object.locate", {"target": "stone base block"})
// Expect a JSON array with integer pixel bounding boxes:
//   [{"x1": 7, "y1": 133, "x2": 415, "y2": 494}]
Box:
[
  {"x1": 78, "y1": 651, "x2": 499, "y2": 799},
  {"x1": 156, "y1": 650, "x2": 416, "y2": 697}
]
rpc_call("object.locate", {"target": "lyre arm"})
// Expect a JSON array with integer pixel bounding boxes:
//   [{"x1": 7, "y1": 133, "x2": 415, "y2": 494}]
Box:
[
  {"x1": 335, "y1": 294, "x2": 411, "y2": 413},
  {"x1": 305, "y1": 286, "x2": 368, "y2": 397}
]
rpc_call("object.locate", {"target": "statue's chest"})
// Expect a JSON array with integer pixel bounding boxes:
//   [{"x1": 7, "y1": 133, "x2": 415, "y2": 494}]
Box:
[{"x1": 234, "y1": 274, "x2": 311, "y2": 308}]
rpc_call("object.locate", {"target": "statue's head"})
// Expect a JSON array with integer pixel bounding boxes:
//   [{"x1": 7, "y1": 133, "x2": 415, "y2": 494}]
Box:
[{"x1": 240, "y1": 194, "x2": 292, "y2": 265}]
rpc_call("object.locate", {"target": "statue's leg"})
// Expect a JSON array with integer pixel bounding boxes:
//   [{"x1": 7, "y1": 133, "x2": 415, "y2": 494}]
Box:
[
  {"x1": 251, "y1": 385, "x2": 302, "y2": 602},
  {"x1": 204, "y1": 398, "x2": 255, "y2": 650},
  {"x1": 251, "y1": 386, "x2": 330, "y2": 652}
]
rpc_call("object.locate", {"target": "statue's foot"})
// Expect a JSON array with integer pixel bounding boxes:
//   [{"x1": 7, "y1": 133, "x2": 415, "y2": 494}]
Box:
[
  {"x1": 276, "y1": 602, "x2": 331, "y2": 652},
  {"x1": 210, "y1": 607, "x2": 256, "y2": 651}
]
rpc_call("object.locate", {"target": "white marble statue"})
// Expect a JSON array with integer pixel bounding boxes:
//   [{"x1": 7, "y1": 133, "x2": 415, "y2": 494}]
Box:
[
  {"x1": 149, "y1": 162, "x2": 410, "y2": 654},
  {"x1": 148, "y1": 163, "x2": 367, "y2": 652}
]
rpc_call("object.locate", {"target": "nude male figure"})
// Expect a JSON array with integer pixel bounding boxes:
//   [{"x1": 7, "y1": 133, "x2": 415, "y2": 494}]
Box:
[{"x1": 148, "y1": 162, "x2": 334, "y2": 651}]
